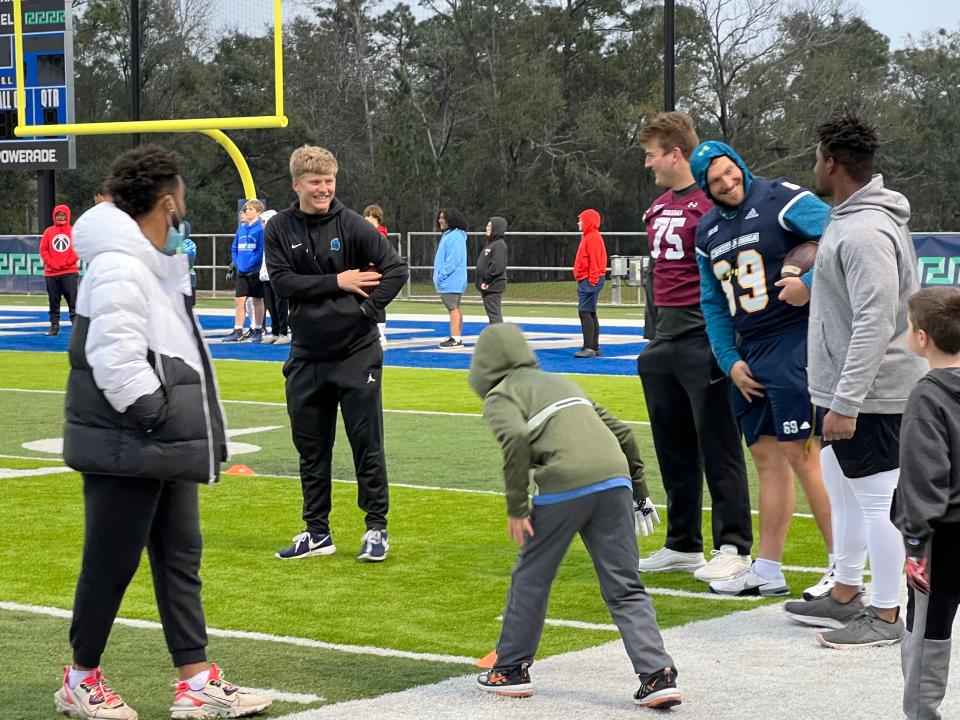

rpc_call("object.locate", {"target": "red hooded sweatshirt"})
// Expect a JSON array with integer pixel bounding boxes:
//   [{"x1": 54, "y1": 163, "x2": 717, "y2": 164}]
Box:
[
  {"x1": 573, "y1": 209, "x2": 607, "y2": 285},
  {"x1": 39, "y1": 204, "x2": 78, "y2": 276}
]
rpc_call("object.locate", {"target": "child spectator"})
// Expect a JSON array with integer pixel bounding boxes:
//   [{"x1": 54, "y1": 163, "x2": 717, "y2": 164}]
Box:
[
  {"x1": 468, "y1": 323, "x2": 679, "y2": 710},
  {"x1": 573, "y1": 208, "x2": 607, "y2": 357},
  {"x1": 39, "y1": 204, "x2": 79, "y2": 336},
  {"x1": 363, "y1": 204, "x2": 390, "y2": 347},
  {"x1": 433, "y1": 207, "x2": 468, "y2": 348},
  {"x1": 893, "y1": 287, "x2": 960, "y2": 720},
  {"x1": 258, "y1": 210, "x2": 289, "y2": 344},
  {"x1": 223, "y1": 200, "x2": 265, "y2": 343},
  {"x1": 476, "y1": 217, "x2": 507, "y2": 324}
]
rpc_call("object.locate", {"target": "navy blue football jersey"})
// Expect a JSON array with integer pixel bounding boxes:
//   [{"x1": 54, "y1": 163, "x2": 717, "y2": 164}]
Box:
[{"x1": 695, "y1": 178, "x2": 827, "y2": 341}]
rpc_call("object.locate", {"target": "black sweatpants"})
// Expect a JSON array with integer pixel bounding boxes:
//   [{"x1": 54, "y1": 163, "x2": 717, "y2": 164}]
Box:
[
  {"x1": 637, "y1": 330, "x2": 753, "y2": 554},
  {"x1": 46, "y1": 273, "x2": 78, "y2": 324},
  {"x1": 284, "y1": 342, "x2": 388, "y2": 535},
  {"x1": 906, "y1": 523, "x2": 960, "y2": 640},
  {"x1": 70, "y1": 473, "x2": 208, "y2": 669},
  {"x1": 263, "y1": 281, "x2": 289, "y2": 336}
]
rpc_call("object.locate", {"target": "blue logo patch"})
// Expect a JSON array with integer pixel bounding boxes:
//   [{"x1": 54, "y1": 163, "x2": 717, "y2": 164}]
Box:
[{"x1": 330, "y1": 238, "x2": 341, "y2": 251}]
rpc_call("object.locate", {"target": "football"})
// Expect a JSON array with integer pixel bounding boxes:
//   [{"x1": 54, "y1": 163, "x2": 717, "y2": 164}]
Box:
[{"x1": 781, "y1": 241, "x2": 819, "y2": 277}]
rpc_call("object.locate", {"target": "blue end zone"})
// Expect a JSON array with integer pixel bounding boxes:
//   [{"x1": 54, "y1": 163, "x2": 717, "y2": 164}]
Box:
[{"x1": 0, "y1": 310, "x2": 649, "y2": 377}]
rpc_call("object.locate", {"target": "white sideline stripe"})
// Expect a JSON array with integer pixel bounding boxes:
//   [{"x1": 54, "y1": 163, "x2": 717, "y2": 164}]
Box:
[
  {"x1": 0, "y1": 388, "x2": 654, "y2": 426},
  {"x1": 245, "y1": 688, "x2": 323, "y2": 705},
  {"x1": 0, "y1": 452, "x2": 56, "y2": 461},
  {"x1": 0, "y1": 466, "x2": 73, "y2": 479},
  {"x1": 0, "y1": 602, "x2": 476, "y2": 665}
]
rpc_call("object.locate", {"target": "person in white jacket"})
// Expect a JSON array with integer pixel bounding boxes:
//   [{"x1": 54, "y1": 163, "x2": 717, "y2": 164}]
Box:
[
  {"x1": 257, "y1": 209, "x2": 290, "y2": 344},
  {"x1": 56, "y1": 144, "x2": 271, "y2": 720}
]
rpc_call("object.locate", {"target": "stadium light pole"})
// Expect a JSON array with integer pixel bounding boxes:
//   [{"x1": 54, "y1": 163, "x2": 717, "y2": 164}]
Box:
[
  {"x1": 664, "y1": 0, "x2": 675, "y2": 112},
  {"x1": 131, "y1": 0, "x2": 141, "y2": 146}
]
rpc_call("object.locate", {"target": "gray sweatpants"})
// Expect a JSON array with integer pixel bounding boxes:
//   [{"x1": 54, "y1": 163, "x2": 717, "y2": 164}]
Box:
[
  {"x1": 495, "y1": 486, "x2": 674, "y2": 676},
  {"x1": 482, "y1": 292, "x2": 503, "y2": 324}
]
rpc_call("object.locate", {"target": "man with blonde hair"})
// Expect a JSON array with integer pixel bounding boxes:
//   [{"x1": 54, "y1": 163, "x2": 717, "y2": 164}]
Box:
[{"x1": 265, "y1": 146, "x2": 408, "y2": 562}]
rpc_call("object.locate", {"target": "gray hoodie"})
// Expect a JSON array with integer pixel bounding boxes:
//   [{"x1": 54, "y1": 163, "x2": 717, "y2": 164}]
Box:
[{"x1": 807, "y1": 175, "x2": 927, "y2": 416}]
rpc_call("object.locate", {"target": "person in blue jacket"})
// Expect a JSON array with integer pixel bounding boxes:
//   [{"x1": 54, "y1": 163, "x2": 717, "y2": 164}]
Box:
[
  {"x1": 223, "y1": 199, "x2": 265, "y2": 343},
  {"x1": 434, "y1": 207, "x2": 469, "y2": 348},
  {"x1": 690, "y1": 141, "x2": 835, "y2": 599}
]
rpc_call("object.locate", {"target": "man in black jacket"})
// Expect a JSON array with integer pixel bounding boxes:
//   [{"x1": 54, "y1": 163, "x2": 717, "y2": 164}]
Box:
[
  {"x1": 266, "y1": 145, "x2": 408, "y2": 562},
  {"x1": 476, "y1": 216, "x2": 508, "y2": 323}
]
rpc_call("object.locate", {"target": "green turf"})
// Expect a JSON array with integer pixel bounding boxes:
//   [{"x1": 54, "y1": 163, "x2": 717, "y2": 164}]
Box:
[
  {"x1": 0, "y1": 293, "x2": 648, "y2": 320},
  {"x1": 0, "y1": 610, "x2": 468, "y2": 720},
  {"x1": 0, "y1": 348, "x2": 832, "y2": 713}
]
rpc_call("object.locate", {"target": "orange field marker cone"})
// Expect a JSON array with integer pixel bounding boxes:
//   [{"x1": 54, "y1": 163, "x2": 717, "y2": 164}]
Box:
[
  {"x1": 225, "y1": 464, "x2": 256, "y2": 476},
  {"x1": 476, "y1": 650, "x2": 497, "y2": 669}
]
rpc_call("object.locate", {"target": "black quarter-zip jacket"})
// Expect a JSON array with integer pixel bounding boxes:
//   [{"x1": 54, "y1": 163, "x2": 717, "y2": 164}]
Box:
[{"x1": 265, "y1": 199, "x2": 408, "y2": 360}]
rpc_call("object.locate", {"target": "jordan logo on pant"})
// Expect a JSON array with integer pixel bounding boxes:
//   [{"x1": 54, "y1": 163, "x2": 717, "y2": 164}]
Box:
[{"x1": 367, "y1": 373, "x2": 376, "y2": 384}]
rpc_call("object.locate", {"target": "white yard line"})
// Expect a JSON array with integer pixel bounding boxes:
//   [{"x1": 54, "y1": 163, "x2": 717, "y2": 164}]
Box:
[
  {"x1": 0, "y1": 602, "x2": 476, "y2": 665},
  {"x1": 0, "y1": 452, "x2": 57, "y2": 461},
  {"x1": 0, "y1": 466, "x2": 73, "y2": 479},
  {"x1": 245, "y1": 688, "x2": 323, "y2": 704}
]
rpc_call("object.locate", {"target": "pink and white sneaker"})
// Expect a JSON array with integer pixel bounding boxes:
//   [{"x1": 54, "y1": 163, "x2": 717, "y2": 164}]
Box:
[
  {"x1": 170, "y1": 664, "x2": 272, "y2": 719},
  {"x1": 54, "y1": 666, "x2": 139, "y2": 720}
]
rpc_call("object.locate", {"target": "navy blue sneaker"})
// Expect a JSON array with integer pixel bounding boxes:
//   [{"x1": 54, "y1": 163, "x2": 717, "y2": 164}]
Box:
[
  {"x1": 275, "y1": 531, "x2": 336, "y2": 560},
  {"x1": 357, "y1": 529, "x2": 389, "y2": 562},
  {"x1": 249, "y1": 328, "x2": 264, "y2": 344},
  {"x1": 221, "y1": 329, "x2": 243, "y2": 343},
  {"x1": 476, "y1": 663, "x2": 533, "y2": 698}
]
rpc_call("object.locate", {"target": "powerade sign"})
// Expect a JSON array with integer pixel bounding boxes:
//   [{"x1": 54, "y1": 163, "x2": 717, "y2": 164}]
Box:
[{"x1": 0, "y1": 0, "x2": 76, "y2": 169}]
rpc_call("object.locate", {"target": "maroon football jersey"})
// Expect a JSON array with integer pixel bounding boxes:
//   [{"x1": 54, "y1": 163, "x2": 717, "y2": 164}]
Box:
[{"x1": 643, "y1": 187, "x2": 713, "y2": 307}]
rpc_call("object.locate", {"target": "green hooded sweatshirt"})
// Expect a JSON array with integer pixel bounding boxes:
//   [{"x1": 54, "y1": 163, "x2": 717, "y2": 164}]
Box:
[{"x1": 468, "y1": 323, "x2": 649, "y2": 518}]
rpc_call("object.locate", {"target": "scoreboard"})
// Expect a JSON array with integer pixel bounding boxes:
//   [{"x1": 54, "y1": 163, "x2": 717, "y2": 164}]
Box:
[{"x1": 0, "y1": 0, "x2": 75, "y2": 169}]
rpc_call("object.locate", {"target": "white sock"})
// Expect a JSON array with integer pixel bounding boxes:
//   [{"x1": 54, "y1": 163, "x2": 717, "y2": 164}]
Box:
[
  {"x1": 68, "y1": 667, "x2": 92, "y2": 689},
  {"x1": 235, "y1": 326, "x2": 243, "y2": 331},
  {"x1": 187, "y1": 668, "x2": 211, "y2": 691},
  {"x1": 252, "y1": 323, "x2": 261, "y2": 330},
  {"x1": 452, "y1": 336, "x2": 461, "y2": 342},
  {"x1": 753, "y1": 558, "x2": 782, "y2": 580}
]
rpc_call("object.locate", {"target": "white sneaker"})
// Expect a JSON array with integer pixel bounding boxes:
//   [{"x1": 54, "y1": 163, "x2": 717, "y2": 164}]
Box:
[
  {"x1": 54, "y1": 666, "x2": 139, "y2": 720},
  {"x1": 802, "y1": 563, "x2": 837, "y2": 600},
  {"x1": 274, "y1": 334, "x2": 291, "y2": 345},
  {"x1": 170, "y1": 664, "x2": 271, "y2": 719},
  {"x1": 693, "y1": 544, "x2": 752, "y2": 582},
  {"x1": 637, "y1": 547, "x2": 706, "y2": 573},
  {"x1": 260, "y1": 334, "x2": 278, "y2": 345},
  {"x1": 709, "y1": 562, "x2": 789, "y2": 597}
]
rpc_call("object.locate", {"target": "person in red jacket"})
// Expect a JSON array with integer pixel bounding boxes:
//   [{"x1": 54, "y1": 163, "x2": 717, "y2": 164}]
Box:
[
  {"x1": 573, "y1": 208, "x2": 608, "y2": 357},
  {"x1": 39, "y1": 204, "x2": 79, "y2": 336}
]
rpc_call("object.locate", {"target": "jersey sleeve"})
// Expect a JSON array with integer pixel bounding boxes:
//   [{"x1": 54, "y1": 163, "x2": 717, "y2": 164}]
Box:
[
  {"x1": 695, "y1": 246, "x2": 742, "y2": 375},
  {"x1": 776, "y1": 183, "x2": 830, "y2": 242}
]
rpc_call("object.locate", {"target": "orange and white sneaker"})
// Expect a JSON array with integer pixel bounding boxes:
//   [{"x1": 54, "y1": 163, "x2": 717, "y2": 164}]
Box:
[
  {"x1": 54, "y1": 666, "x2": 139, "y2": 720},
  {"x1": 170, "y1": 664, "x2": 272, "y2": 719}
]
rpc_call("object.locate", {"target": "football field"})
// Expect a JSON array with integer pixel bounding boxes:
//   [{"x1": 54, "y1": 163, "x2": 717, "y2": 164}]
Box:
[{"x1": 0, "y1": 304, "x2": 844, "y2": 719}]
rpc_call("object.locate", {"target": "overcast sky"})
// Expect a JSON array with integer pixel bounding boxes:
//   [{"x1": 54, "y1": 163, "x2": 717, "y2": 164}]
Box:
[
  {"x1": 854, "y1": 0, "x2": 960, "y2": 48},
  {"x1": 238, "y1": 0, "x2": 960, "y2": 50}
]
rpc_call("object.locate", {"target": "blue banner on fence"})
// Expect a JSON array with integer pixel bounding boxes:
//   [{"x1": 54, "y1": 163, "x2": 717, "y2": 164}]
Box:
[
  {"x1": 914, "y1": 234, "x2": 960, "y2": 288},
  {"x1": 0, "y1": 235, "x2": 44, "y2": 293}
]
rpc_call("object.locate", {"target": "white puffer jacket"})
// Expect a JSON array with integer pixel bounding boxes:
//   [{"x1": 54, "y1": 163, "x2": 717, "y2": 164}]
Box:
[{"x1": 63, "y1": 202, "x2": 228, "y2": 483}]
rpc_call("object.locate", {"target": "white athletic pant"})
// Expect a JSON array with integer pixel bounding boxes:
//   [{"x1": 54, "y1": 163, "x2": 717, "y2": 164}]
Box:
[{"x1": 821, "y1": 445, "x2": 905, "y2": 609}]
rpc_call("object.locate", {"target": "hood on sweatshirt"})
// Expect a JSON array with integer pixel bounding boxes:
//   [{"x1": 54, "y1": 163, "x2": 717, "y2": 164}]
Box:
[
  {"x1": 488, "y1": 216, "x2": 507, "y2": 242},
  {"x1": 53, "y1": 204, "x2": 71, "y2": 226},
  {"x1": 578, "y1": 209, "x2": 600, "y2": 233},
  {"x1": 468, "y1": 323, "x2": 539, "y2": 398},
  {"x1": 690, "y1": 141, "x2": 756, "y2": 212},
  {"x1": 73, "y1": 202, "x2": 190, "y2": 288},
  {"x1": 927, "y1": 367, "x2": 960, "y2": 402},
  {"x1": 832, "y1": 174, "x2": 910, "y2": 228}
]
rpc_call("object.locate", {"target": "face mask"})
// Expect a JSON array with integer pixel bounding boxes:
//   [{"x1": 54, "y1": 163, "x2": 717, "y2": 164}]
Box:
[{"x1": 162, "y1": 206, "x2": 185, "y2": 256}]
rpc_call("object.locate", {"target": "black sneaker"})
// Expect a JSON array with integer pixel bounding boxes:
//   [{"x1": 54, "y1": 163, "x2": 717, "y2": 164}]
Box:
[
  {"x1": 241, "y1": 328, "x2": 252, "y2": 340},
  {"x1": 634, "y1": 667, "x2": 681, "y2": 709},
  {"x1": 476, "y1": 663, "x2": 533, "y2": 698},
  {"x1": 438, "y1": 337, "x2": 463, "y2": 348},
  {"x1": 594, "y1": 347, "x2": 602, "y2": 357},
  {"x1": 221, "y1": 329, "x2": 243, "y2": 343},
  {"x1": 249, "y1": 328, "x2": 264, "y2": 344},
  {"x1": 45, "y1": 324, "x2": 60, "y2": 336}
]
